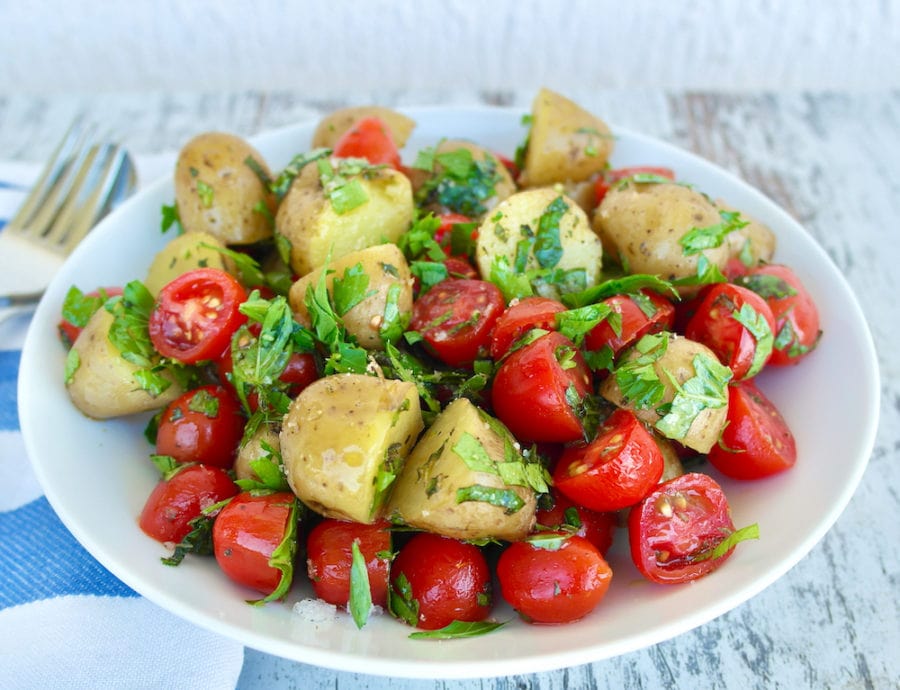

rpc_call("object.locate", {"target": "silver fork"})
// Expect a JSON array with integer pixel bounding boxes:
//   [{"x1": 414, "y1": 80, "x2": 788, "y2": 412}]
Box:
[{"x1": 0, "y1": 120, "x2": 137, "y2": 308}]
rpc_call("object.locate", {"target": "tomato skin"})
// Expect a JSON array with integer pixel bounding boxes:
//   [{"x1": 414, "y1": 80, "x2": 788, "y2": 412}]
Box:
[
  {"x1": 410, "y1": 278, "x2": 505, "y2": 367},
  {"x1": 432, "y1": 212, "x2": 475, "y2": 248},
  {"x1": 306, "y1": 519, "x2": 392, "y2": 608},
  {"x1": 491, "y1": 331, "x2": 592, "y2": 443},
  {"x1": 707, "y1": 380, "x2": 797, "y2": 479},
  {"x1": 584, "y1": 291, "x2": 675, "y2": 357},
  {"x1": 213, "y1": 491, "x2": 296, "y2": 596},
  {"x1": 332, "y1": 116, "x2": 402, "y2": 168},
  {"x1": 389, "y1": 533, "x2": 491, "y2": 630},
  {"x1": 535, "y1": 490, "x2": 616, "y2": 557},
  {"x1": 139, "y1": 464, "x2": 238, "y2": 544},
  {"x1": 155, "y1": 385, "x2": 245, "y2": 469},
  {"x1": 685, "y1": 283, "x2": 776, "y2": 380},
  {"x1": 497, "y1": 535, "x2": 613, "y2": 624},
  {"x1": 628, "y1": 473, "x2": 737, "y2": 584},
  {"x1": 489, "y1": 296, "x2": 567, "y2": 360},
  {"x1": 149, "y1": 268, "x2": 248, "y2": 364},
  {"x1": 57, "y1": 286, "x2": 122, "y2": 348},
  {"x1": 554, "y1": 408, "x2": 664, "y2": 512},
  {"x1": 742, "y1": 264, "x2": 821, "y2": 366},
  {"x1": 594, "y1": 166, "x2": 675, "y2": 206}
]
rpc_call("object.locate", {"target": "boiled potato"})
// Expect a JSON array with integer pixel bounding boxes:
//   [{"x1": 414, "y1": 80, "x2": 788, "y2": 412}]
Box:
[
  {"x1": 281, "y1": 374, "x2": 423, "y2": 524},
  {"x1": 66, "y1": 309, "x2": 183, "y2": 419},
  {"x1": 475, "y1": 187, "x2": 603, "y2": 300},
  {"x1": 599, "y1": 333, "x2": 730, "y2": 453},
  {"x1": 288, "y1": 243, "x2": 413, "y2": 350},
  {"x1": 275, "y1": 161, "x2": 414, "y2": 277},
  {"x1": 234, "y1": 424, "x2": 281, "y2": 483},
  {"x1": 593, "y1": 181, "x2": 731, "y2": 292},
  {"x1": 311, "y1": 106, "x2": 416, "y2": 149},
  {"x1": 651, "y1": 429, "x2": 686, "y2": 483},
  {"x1": 719, "y1": 202, "x2": 776, "y2": 269},
  {"x1": 387, "y1": 398, "x2": 538, "y2": 542},
  {"x1": 144, "y1": 231, "x2": 238, "y2": 296},
  {"x1": 174, "y1": 132, "x2": 276, "y2": 245},
  {"x1": 520, "y1": 87, "x2": 614, "y2": 187}
]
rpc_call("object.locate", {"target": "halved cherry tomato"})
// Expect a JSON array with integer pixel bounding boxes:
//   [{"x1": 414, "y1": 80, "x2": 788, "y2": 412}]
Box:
[
  {"x1": 156, "y1": 385, "x2": 245, "y2": 469},
  {"x1": 497, "y1": 534, "x2": 613, "y2": 624},
  {"x1": 707, "y1": 380, "x2": 797, "y2": 479},
  {"x1": 389, "y1": 533, "x2": 491, "y2": 630},
  {"x1": 594, "y1": 166, "x2": 676, "y2": 206},
  {"x1": 139, "y1": 464, "x2": 238, "y2": 544},
  {"x1": 213, "y1": 491, "x2": 297, "y2": 596},
  {"x1": 628, "y1": 472, "x2": 737, "y2": 584},
  {"x1": 554, "y1": 408, "x2": 664, "y2": 512},
  {"x1": 57, "y1": 286, "x2": 122, "y2": 348},
  {"x1": 306, "y1": 519, "x2": 392, "y2": 608},
  {"x1": 409, "y1": 278, "x2": 505, "y2": 366},
  {"x1": 149, "y1": 268, "x2": 248, "y2": 364},
  {"x1": 491, "y1": 331, "x2": 592, "y2": 443},
  {"x1": 584, "y1": 290, "x2": 675, "y2": 358},
  {"x1": 489, "y1": 296, "x2": 567, "y2": 360},
  {"x1": 332, "y1": 116, "x2": 402, "y2": 168},
  {"x1": 535, "y1": 489, "x2": 616, "y2": 557},
  {"x1": 685, "y1": 283, "x2": 776, "y2": 380},
  {"x1": 739, "y1": 264, "x2": 821, "y2": 366}
]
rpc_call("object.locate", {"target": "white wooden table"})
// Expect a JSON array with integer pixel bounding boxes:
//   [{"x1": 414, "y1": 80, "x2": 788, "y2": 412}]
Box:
[{"x1": 1, "y1": 90, "x2": 897, "y2": 689}]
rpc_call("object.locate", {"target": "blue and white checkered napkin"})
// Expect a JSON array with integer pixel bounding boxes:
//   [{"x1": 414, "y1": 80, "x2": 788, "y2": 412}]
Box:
[{"x1": 0, "y1": 161, "x2": 244, "y2": 689}]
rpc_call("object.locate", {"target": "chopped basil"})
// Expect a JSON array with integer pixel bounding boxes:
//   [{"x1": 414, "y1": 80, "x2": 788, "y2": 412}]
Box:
[
  {"x1": 673, "y1": 255, "x2": 728, "y2": 287},
  {"x1": 555, "y1": 302, "x2": 613, "y2": 345},
  {"x1": 63, "y1": 348, "x2": 79, "y2": 384},
  {"x1": 410, "y1": 261, "x2": 449, "y2": 294},
  {"x1": 415, "y1": 146, "x2": 502, "y2": 217},
  {"x1": 160, "y1": 512, "x2": 216, "y2": 566},
  {"x1": 371, "y1": 442, "x2": 404, "y2": 518},
  {"x1": 397, "y1": 212, "x2": 445, "y2": 262},
  {"x1": 249, "y1": 496, "x2": 300, "y2": 605},
  {"x1": 525, "y1": 532, "x2": 571, "y2": 551},
  {"x1": 332, "y1": 263, "x2": 375, "y2": 316},
  {"x1": 562, "y1": 274, "x2": 677, "y2": 308},
  {"x1": 533, "y1": 196, "x2": 568, "y2": 269},
  {"x1": 655, "y1": 352, "x2": 732, "y2": 440},
  {"x1": 61, "y1": 286, "x2": 114, "y2": 330},
  {"x1": 731, "y1": 302, "x2": 774, "y2": 378},
  {"x1": 679, "y1": 209, "x2": 748, "y2": 255},
  {"x1": 409, "y1": 620, "x2": 506, "y2": 640},
  {"x1": 243, "y1": 155, "x2": 272, "y2": 188},
  {"x1": 389, "y1": 571, "x2": 419, "y2": 627},
  {"x1": 195, "y1": 180, "x2": 214, "y2": 208},
  {"x1": 348, "y1": 540, "x2": 374, "y2": 629},
  {"x1": 456, "y1": 484, "x2": 525, "y2": 515},
  {"x1": 613, "y1": 332, "x2": 669, "y2": 410},
  {"x1": 187, "y1": 388, "x2": 220, "y2": 418},
  {"x1": 490, "y1": 255, "x2": 534, "y2": 302},
  {"x1": 235, "y1": 441, "x2": 291, "y2": 492},
  {"x1": 269, "y1": 148, "x2": 331, "y2": 200},
  {"x1": 160, "y1": 203, "x2": 183, "y2": 234},
  {"x1": 379, "y1": 283, "x2": 410, "y2": 345},
  {"x1": 738, "y1": 273, "x2": 797, "y2": 300},
  {"x1": 693, "y1": 523, "x2": 760, "y2": 562}
]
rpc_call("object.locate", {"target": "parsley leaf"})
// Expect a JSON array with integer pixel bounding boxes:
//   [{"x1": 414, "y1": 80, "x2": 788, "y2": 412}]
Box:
[
  {"x1": 409, "y1": 620, "x2": 506, "y2": 640},
  {"x1": 655, "y1": 352, "x2": 732, "y2": 440},
  {"x1": 349, "y1": 540, "x2": 374, "y2": 629},
  {"x1": 731, "y1": 302, "x2": 774, "y2": 378},
  {"x1": 613, "y1": 332, "x2": 669, "y2": 410},
  {"x1": 679, "y1": 209, "x2": 748, "y2": 255}
]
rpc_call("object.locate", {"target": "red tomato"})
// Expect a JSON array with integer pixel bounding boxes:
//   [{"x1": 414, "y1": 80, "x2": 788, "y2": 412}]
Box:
[
  {"x1": 332, "y1": 116, "x2": 402, "y2": 168},
  {"x1": 685, "y1": 283, "x2": 776, "y2": 380},
  {"x1": 707, "y1": 380, "x2": 797, "y2": 479},
  {"x1": 628, "y1": 473, "x2": 737, "y2": 584},
  {"x1": 389, "y1": 533, "x2": 491, "y2": 630},
  {"x1": 554, "y1": 408, "x2": 664, "y2": 512},
  {"x1": 497, "y1": 534, "x2": 613, "y2": 624},
  {"x1": 491, "y1": 331, "x2": 592, "y2": 443},
  {"x1": 149, "y1": 268, "x2": 248, "y2": 364},
  {"x1": 213, "y1": 491, "x2": 297, "y2": 596},
  {"x1": 139, "y1": 464, "x2": 238, "y2": 544},
  {"x1": 410, "y1": 278, "x2": 505, "y2": 366},
  {"x1": 432, "y1": 212, "x2": 475, "y2": 248},
  {"x1": 218, "y1": 347, "x2": 319, "y2": 405},
  {"x1": 156, "y1": 385, "x2": 245, "y2": 469},
  {"x1": 594, "y1": 166, "x2": 675, "y2": 206},
  {"x1": 441, "y1": 256, "x2": 479, "y2": 280},
  {"x1": 306, "y1": 519, "x2": 392, "y2": 608},
  {"x1": 489, "y1": 296, "x2": 567, "y2": 360},
  {"x1": 493, "y1": 150, "x2": 520, "y2": 179},
  {"x1": 57, "y1": 286, "x2": 122, "y2": 348},
  {"x1": 535, "y1": 490, "x2": 616, "y2": 557},
  {"x1": 584, "y1": 290, "x2": 675, "y2": 357},
  {"x1": 740, "y1": 264, "x2": 821, "y2": 366}
]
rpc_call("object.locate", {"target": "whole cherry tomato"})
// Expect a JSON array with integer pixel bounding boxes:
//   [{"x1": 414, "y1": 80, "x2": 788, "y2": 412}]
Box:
[
  {"x1": 389, "y1": 533, "x2": 491, "y2": 630},
  {"x1": 149, "y1": 268, "x2": 248, "y2": 364},
  {"x1": 535, "y1": 489, "x2": 616, "y2": 557},
  {"x1": 554, "y1": 408, "x2": 664, "y2": 512},
  {"x1": 489, "y1": 296, "x2": 567, "y2": 360},
  {"x1": 491, "y1": 331, "x2": 592, "y2": 443},
  {"x1": 306, "y1": 519, "x2": 392, "y2": 608},
  {"x1": 156, "y1": 385, "x2": 245, "y2": 469},
  {"x1": 707, "y1": 380, "x2": 797, "y2": 479},
  {"x1": 584, "y1": 290, "x2": 675, "y2": 358},
  {"x1": 333, "y1": 116, "x2": 402, "y2": 168},
  {"x1": 497, "y1": 534, "x2": 613, "y2": 624}
]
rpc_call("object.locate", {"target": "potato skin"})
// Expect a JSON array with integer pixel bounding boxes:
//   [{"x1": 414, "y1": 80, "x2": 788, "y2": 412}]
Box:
[
  {"x1": 311, "y1": 106, "x2": 416, "y2": 149},
  {"x1": 288, "y1": 244, "x2": 413, "y2": 350},
  {"x1": 66, "y1": 309, "x2": 183, "y2": 419},
  {"x1": 234, "y1": 424, "x2": 281, "y2": 483},
  {"x1": 275, "y1": 162, "x2": 414, "y2": 277},
  {"x1": 174, "y1": 132, "x2": 276, "y2": 245},
  {"x1": 144, "y1": 231, "x2": 238, "y2": 296},
  {"x1": 720, "y1": 203, "x2": 776, "y2": 268}
]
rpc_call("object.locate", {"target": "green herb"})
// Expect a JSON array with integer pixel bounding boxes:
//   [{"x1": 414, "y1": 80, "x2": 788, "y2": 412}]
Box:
[
  {"x1": 318, "y1": 158, "x2": 374, "y2": 215},
  {"x1": 449, "y1": 221, "x2": 478, "y2": 260},
  {"x1": 415, "y1": 146, "x2": 502, "y2": 217},
  {"x1": 61, "y1": 285, "x2": 114, "y2": 330},
  {"x1": 737, "y1": 274, "x2": 797, "y2": 300},
  {"x1": 160, "y1": 512, "x2": 216, "y2": 566},
  {"x1": 63, "y1": 349, "x2": 80, "y2": 384},
  {"x1": 243, "y1": 155, "x2": 272, "y2": 188},
  {"x1": 655, "y1": 353, "x2": 732, "y2": 440},
  {"x1": 693, "y1": 523, "x2": 760, "y2": 562},
  {"x1": 490, "y1": 255, "x2": 534, "y2": 302},
  {"x1": 268, "y1": 148, "x2": 331, "y2": 200},
  {"x1": 673, "y1": 255, "x2": 728, "y2": 287},
  {"x1": 234, "y1": 441, "x2": 291, "y2": 492},
  {"x1": 196, "y1": 180, "x2": 214, "y2": 208},
  {"x1": 613, "y1": 332, "x2": 669, "y2": 409},
  {"x1": 187, "y1": 388, "x2": 220, "y2": 417},
  {"x1": 160, "y1": 203, "x2": 182, "y2": 234},
  {"x1": 555, "y1": 303, "x2": 613, "y2": 345},
  {"x1": 562, "y1": 274, "x2": 677, "y2": 308},
  {"x1": 409, "y1": 620, "x2": 507, "y2": 640},
  {"x1": 731, "y1": 302, "x2": 774, "y2": 378},
  {"x1": 252, "y1": 199, "x2": 275, "y2": 230},
  {"x1": 533, "y1": 196, "x2": 568, "y2": 269},
  {"x1": 250, "y1": 497, "x2": 300, "y2": 605},
  {"x1": 525, "y1": 532, "x2": 571, "y2": 551},
  {"x1": 199, "y1": 242, "x2": 266, "y2": 292},
  {"x1": 627, "y1": 172, "x2": 675, "y2": 185},
  {"x1": 349, "y1": 540, "x2": 374, "y2": 629},
  {"x1": 513, "y1": 113, "x2": 533, "y2": 171},
  {"x1": 410, "y1": 261, "x2": 449, "y2": 294},
  {"x1": 679, "y1": 209, "x2": 748, "y2": 255},
  {"x1": 332, "y1": 263, "x2": 376, "y2": 316},
  {"x1": 379, "y1": 283, "x2": 409, "y2": 344},
  {"x1": 456, "y1": 484, "x2": 525, "y2": 514},
  {"x1": 303, "y1": 265, "x2": 370, "y2": 375},
  {"x1": 389, "y1": 572, "x2": 419, "y2": 627}
]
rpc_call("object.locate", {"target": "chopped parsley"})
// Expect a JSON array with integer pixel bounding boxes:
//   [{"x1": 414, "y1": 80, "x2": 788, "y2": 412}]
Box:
[
  {"x1": 414, "y1": 145, "x2": 502, "y2": 217},
  {"x1": 655, "y1": 352, "x2": 732, "y2": 440},
  {"x1": 409, "y1": 620, "x2": 506, "y2": 640},
  {"x1": 349, "y1": 540, "x2": 374, "y2": 629},
  {"x1": 679, "y1": 209, "x2": 748, "y2": 256}
]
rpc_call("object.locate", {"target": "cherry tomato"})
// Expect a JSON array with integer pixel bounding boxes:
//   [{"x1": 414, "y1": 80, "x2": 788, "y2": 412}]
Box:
[
  {"x1": 493, "y1": 150, "x2": 520, "y2": 179},
  {"x1": 139, "y1": 464, "x2": 238, "y2": 544},
  {"x1": 149, "y1": 268, "x2": 248, "y2": 364},
  {"x1": 213, "y1": 491, "x2": 297, "y2": 596},
  {"x1": 489, "y1": 296, "x2": 567, "y2": 360},
  {"x1": 156, "y1": 385, "x2": 245, "y2": 469},
  {"x1": 432, "y1": 212, "x2": 476, "y2": 249},
  {"x1": 554, "y1": 408, "x2": 664, "y2": 512},
  {"x1": 491, "y1": 331, "x2": 592, "y2": 443},
  {"x1": 441, "y1": 255, "x2": 479, "y2": 280},
  {"x1": 332, "y1": 116, "x2": 402, "y2": 168},
  {"x1": 628, "y1": 472, "x2": 737, "y2": 584},
  {"x1": 57, "y1": 286, "x2": 122, "y2": 348},
  {"x1": 218, "y1": 346, "x2": 319, "y2": 407},
  {"x1": 306, "y1": 519, "x2": 392, "y2": 608},
  {"x1": 594, "y1": 166, "x2": 675, "y2": 206},
  {"x1": 389, "y1": 533, "x2": 491, "y2": 630},
  {"x1": 497, "y1": 534, "x2": 613, "y2": 624},
  {"x1": 685, "y1": 283, "x2": 776, "y2": 380},
  {"x1": 535, "y1": 489, "x2": 616, "y2": 557},
  {"x1": 739, "y1": 264, "x2": 821, "y2": 366},
  {"x1": 410, "y1": 278, "x2": 505, "y2": 367},
  {"x1": 584, "y1": 290, "x2": 675, "y2": 358},
  {"x1": 707, "y1": 380, "x2": 797, "y2": 479}
]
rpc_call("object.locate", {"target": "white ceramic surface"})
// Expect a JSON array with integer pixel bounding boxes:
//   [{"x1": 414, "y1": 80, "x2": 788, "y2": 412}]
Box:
[{"x1": 18, "y1": 107, "x2": 880, "y2": 679}]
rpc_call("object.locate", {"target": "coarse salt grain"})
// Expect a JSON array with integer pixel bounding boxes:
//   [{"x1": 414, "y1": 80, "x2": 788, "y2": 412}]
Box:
[{"x1": 292, "y1": 598, "x2": 338, "y2": 624}]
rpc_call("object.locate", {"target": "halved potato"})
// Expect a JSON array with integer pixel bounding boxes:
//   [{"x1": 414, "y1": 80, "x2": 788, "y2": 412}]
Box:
[{"x1": 144, "y1": 231, "x2": 237, "y2": 296}]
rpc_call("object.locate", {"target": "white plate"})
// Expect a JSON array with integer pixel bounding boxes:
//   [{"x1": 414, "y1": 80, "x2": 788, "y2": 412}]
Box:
[{"x1": 19, "y1": 107, "x2": 880, "y2": 679}]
